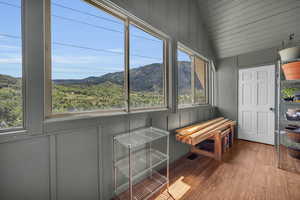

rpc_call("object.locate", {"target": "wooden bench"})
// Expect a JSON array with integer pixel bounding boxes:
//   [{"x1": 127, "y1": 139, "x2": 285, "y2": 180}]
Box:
[{"x1": 175, "y1": 117, "x2": 236, "y2": 161}]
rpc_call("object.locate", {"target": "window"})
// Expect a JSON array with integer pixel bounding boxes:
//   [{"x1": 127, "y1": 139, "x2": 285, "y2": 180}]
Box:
[
  {"x1": 177, "y1": 45, "x2": 208, "y2": 107},
  {"x1": 129, "y1": 24, "x2": 165, "y2": 109},
  {"x1": 51, "y1": 0, "x2": 125, "y2": 113},
  {"x1": 0, "y1": 0, "x2": 23, "y2": 129},
  {"x1": 49, "y1": 0, "x2": 167, "y2": 116},
  {"x1": 194, "y1": 56, "x2": 207, "y2": 104},
  {"x1": 177, "y1": 49, "x2": 192, "y2": 106}
]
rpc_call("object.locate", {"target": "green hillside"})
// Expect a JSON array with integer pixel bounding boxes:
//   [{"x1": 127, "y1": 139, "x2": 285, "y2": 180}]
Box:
[{"x1": 0, "y1": 62, "x2": 205, "y2": 128}]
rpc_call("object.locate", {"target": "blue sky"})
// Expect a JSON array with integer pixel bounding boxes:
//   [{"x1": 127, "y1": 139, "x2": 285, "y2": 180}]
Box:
[{"x1": 0, "y1": 0, "x2": 189, "y2": 79}]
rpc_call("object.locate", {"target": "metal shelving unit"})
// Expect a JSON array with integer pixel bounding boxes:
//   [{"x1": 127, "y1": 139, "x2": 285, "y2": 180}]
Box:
[
  {"x1": 276, "y1": 48, "x2": 300, "y2": 173},
  {"x1": 113, "y1": 127, "x2": 170, "y2": 200}
]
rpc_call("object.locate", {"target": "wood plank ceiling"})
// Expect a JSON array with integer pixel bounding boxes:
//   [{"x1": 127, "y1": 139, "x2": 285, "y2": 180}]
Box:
[{"x1": 197, "y1": 0, "x2": 300, "y2": 58}]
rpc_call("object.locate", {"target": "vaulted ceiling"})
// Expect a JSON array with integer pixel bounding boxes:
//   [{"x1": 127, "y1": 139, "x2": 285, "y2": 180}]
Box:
[{"x1": 197, "y1": 0, "x2": 300, "y2": 58}]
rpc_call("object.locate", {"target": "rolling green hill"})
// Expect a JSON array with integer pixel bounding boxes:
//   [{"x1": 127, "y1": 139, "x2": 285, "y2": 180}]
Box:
[
  {"x1": 0, "y1": 61, "x2": 205, "y2": 128},
  {"x1": 53, "y1": 61, "x2": 196, "y2": 91}
]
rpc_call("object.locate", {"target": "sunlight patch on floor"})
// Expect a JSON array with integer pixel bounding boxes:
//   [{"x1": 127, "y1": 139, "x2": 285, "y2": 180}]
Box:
[{"x1": 155, "y1": 176, "x2": 191, "y2": 200}]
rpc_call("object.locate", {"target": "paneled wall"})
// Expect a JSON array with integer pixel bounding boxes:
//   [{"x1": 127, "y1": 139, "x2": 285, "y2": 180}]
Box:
[
  {"x1": 216, "y1": 47, "x2": 276, "y2": 128},
  {"x1": 0, "y1": 0, "x2": 215, "y2": 200}
]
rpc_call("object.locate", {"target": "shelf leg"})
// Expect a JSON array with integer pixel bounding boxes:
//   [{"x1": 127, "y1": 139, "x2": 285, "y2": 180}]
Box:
[
  {"x1": 113, "y1": 137, "x2": 117, "y2": 196},
  {"x1": 128, "y1": 145, "x2": 133, "y2": 200},
  {"x1": 167, "y1": 134, "x2": 169, "y2": 189},
  {"x1": 149, "y1": 142, "x2": 153, "y2": 178}
]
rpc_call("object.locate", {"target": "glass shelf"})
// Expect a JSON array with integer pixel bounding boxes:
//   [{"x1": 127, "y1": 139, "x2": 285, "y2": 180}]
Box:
[
  {"x1": 114, "y1": 127, "x2": 169, "y2": 148},
  {"x1": 113, "y1": 126, "x2": 170, "y2": 200},
  {"x1": 115, "y1": 148, "x2": 168, "y2": 179},
  {"x1": 115, "y1": 170, "x2": 168, "y2": 200},
  {"x1": 281, "y1": 79, "x2": 300, "y2": 85},
  {"x1": 280, "y1": 119, "x2": 300, "y2": 127},
  {"x1": 281, "y1": 101, "x2": 300, "y2": 106},
  {"x1": 280, "y1": 133, "x2": 300, "y2": 150}
]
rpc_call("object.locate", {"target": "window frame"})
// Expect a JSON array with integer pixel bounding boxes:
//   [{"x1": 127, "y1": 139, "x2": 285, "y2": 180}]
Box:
[
  {"x1": 128, "y1": 21, "x2": 168, "y2": 112},
  {"x1": 45, "y1": 0, "x2": 169, "y2": 118},
  {"x1": 0, "y1": 0, "x2": 26, "y2": 133},
  {"x1": 177, "y1": 43, "x2": 210, "y2": 108}
]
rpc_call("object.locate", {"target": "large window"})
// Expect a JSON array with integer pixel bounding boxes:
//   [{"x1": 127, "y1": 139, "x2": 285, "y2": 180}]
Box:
[
  {"x1": 0, "y1": 0, "x2": 23, "y2": 129},
  {"x1": 177, "y1": 49, "x2": 192, "y2": 106},
  {"x1": 177, "y1": 45, "x2": 208, "y2": 107},
  {"x1": 129, "y1": 24, "x2": 165, "y2": 109},
  {"x1": 49, "y1": 0, "x2": 167, "y2": 116},
  {"x1": 51, "y1": 0, "x2": 125, "y2": 113}
]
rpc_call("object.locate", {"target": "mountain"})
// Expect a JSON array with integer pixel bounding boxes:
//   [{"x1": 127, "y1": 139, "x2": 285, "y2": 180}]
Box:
[
  {"x1": 0, "y1": 61, "x2": 200, "y2": 92},
  {"x1": 0, "y1": 74, "x2": 20, "y2": 88},
  {"x1": 53, "y1": 61, "x2": 199, "y2": 91}
]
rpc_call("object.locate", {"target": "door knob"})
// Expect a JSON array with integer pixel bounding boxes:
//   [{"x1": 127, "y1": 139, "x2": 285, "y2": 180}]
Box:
[{"x1": 269, "y1": 107, "x2": 275, "y2": 111}]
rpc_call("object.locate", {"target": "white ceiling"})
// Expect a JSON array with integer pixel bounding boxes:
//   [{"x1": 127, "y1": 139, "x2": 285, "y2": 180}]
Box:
[{"x1": 197, "y1": 0, "x2": 300, "y2": 58}]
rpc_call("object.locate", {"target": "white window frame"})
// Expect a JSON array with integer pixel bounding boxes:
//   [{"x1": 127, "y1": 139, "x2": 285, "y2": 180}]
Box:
[
  {"x1": 177, "y1": 42, "x2": 210, "y2": 108},
  {"x1": 44, "y1": 0, "x2": 170, "y2": 118},
  {"x1": 0, "y1": 0, "x2": 26, "y2": 133}
]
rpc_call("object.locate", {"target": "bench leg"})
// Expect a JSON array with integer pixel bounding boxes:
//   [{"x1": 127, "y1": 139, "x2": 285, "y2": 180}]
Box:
[
  {"x1": 230, "y1": 125, "x2": 235, "y2": 147},
  {"x1": 214, "y1": 133, "x2": 222, "y2": 161}
]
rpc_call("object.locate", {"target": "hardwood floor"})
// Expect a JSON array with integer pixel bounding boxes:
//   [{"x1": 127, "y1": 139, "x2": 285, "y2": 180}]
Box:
[{"x1": 155, "y1": 140, "x2": 300, "y2": 200}]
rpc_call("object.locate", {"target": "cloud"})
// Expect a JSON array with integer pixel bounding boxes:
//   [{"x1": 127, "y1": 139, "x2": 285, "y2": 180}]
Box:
[
  {"x1": 0, "y1": 57, "x2": 21, "y2": 64},
  {"x1": 107, "y1": 48, "x2": 123, "y2": 53},
  {"x1": 0, "y1": 44, "x2": 20, "y2": 50},
  {"x1": 52, "y1": 55, "x2": 100, "y2": 64}
]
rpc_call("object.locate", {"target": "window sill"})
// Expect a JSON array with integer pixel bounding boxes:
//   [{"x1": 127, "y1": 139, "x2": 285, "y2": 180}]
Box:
[
  {"x1": 178, "y1": 104, "x2": 212, "y2": 110},
  {"x1": 44, "y1": 107, "x2": 169, "y2": 124},
  {"x1": 0, "y1": 129, "x2": 29, "y2": 143}
]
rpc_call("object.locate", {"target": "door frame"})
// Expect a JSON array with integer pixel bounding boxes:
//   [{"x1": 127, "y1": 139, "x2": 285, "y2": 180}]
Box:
[{"x1": 237, "y1": 64, "x2": 276, "y2": 145}]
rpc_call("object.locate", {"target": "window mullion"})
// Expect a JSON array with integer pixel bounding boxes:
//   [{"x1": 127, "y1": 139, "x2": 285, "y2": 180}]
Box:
[
  {"x1": 125, "y1": 19, "x2": 130, "y2": 112},
  {"x1": 163, "y1": 40, "x2": 168, "y2": 107},
  {"x1": 191, "y1": 56, "x2": 195, "y2": 105},
  {"x1": 45, "y1": 0, "x2": 51, "y2": 118},
  {"x1": 206, "y1": 62, "x2": 210, "y2": 104}
]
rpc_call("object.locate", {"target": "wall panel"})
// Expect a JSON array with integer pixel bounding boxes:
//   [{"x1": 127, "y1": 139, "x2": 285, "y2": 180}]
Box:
[
  {"x1": 56, "y1": 128, "x2": 99, "y2": 200},
  {"x1": 0, "y1": 137, "x2": 50, "y2": 200}
]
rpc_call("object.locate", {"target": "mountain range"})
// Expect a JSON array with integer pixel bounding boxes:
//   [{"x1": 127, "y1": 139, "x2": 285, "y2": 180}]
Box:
[
  {"x1": 53, "y1": 61, "x2": 200, "y2": 91},
  {"x1": 0, "y1": 61, "x2": 202, "y2": 91}
]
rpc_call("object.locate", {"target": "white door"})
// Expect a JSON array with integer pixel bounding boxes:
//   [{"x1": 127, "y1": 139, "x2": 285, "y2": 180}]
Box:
[{"x1": 238, "y1": 65, "x2": 275, "y2": 145}]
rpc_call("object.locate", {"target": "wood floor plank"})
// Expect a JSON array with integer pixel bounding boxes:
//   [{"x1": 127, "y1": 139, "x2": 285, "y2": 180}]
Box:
[{"x1": 154, "y1": 140, "x2": 300, "y2": 200}]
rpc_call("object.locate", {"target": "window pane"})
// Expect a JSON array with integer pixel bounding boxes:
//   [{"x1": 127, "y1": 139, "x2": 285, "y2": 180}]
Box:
[
  {"x1": 129, "y1": 24, "x2": 165, "y2": 109},
  {"x1": 195, "y1": 57, "x2": 207, "y2": 104},
  {"x1": 0, "y1": 0, "x2": 23, "y2": 129},
  {"x1": 178, "y1": 49, "x2": 192, "y2": 106},
  {"x1": 51, "y1": 0, "x2": 125, "y2": 113}
]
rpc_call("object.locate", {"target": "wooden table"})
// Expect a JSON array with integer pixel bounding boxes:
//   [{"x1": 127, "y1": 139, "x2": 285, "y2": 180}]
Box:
[{"x1": 175, "y1": 117, "x2": 236, "y2": 161}]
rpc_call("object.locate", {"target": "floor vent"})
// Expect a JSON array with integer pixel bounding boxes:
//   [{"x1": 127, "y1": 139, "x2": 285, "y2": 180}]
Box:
[{"x1": 187, "y1": 153, "x2": 198, "y2": 160}]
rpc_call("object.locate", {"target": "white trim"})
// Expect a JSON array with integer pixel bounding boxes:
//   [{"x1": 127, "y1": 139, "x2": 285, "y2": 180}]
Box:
[
  {"x1": 237, "y1": 64, "x2": 276, "y2": 145},
  {"x1": 45, "y1": 0, "x2": 170, "y2": 118},
  {"x1": 177, "y1": 43, "x2": 210, "y2": 108},
  {"x1": 86, "y1": 0, "x2": 170, "y2": 40},
  {"x1": 178, "y1": 42, "x2": 210, "y2": 63},
  {"x1": 0, "y1": 0, "x2": 26, "y2": 133}
]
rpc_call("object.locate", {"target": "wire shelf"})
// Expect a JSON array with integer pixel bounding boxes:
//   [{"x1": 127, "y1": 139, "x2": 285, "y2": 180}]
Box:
[
  {"x1": 116, "y1": 170, "x2": 168, "y2": 200},
  {"x1": 115, "y1": 127, "x2": 169, "y2": 148},
  {"x1": 115, "y1": 148, "x2": 168, "y2": 179},
  {"x1": 281, "y1": 79, "x2": 300, "y2": 85},
  {"x1": 281, "y1": 101, "x2": 300, "y2": 106},
  {"x1": 280, "y1": 118, "x2": 300, "y2": 127},
  {"x1": 113, "y1": 126, "x2": 170, "y2": 200},
  {"x1": 280, "y1": 133, "x2": 300, "y2": 150}
]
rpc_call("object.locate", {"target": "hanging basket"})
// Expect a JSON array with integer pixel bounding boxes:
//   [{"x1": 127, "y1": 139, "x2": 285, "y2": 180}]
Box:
[
  {"x1": 279, "y1": 46, "x2": 300, "y2": 62},
  {"x1": 282, "y1": 61, "x2": 300, "y2": 80}
]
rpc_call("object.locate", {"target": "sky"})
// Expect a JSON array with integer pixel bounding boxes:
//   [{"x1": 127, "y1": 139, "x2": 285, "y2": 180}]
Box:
[{"x1": 0, "y1": 0, "x2": 190, "y2": 79}]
